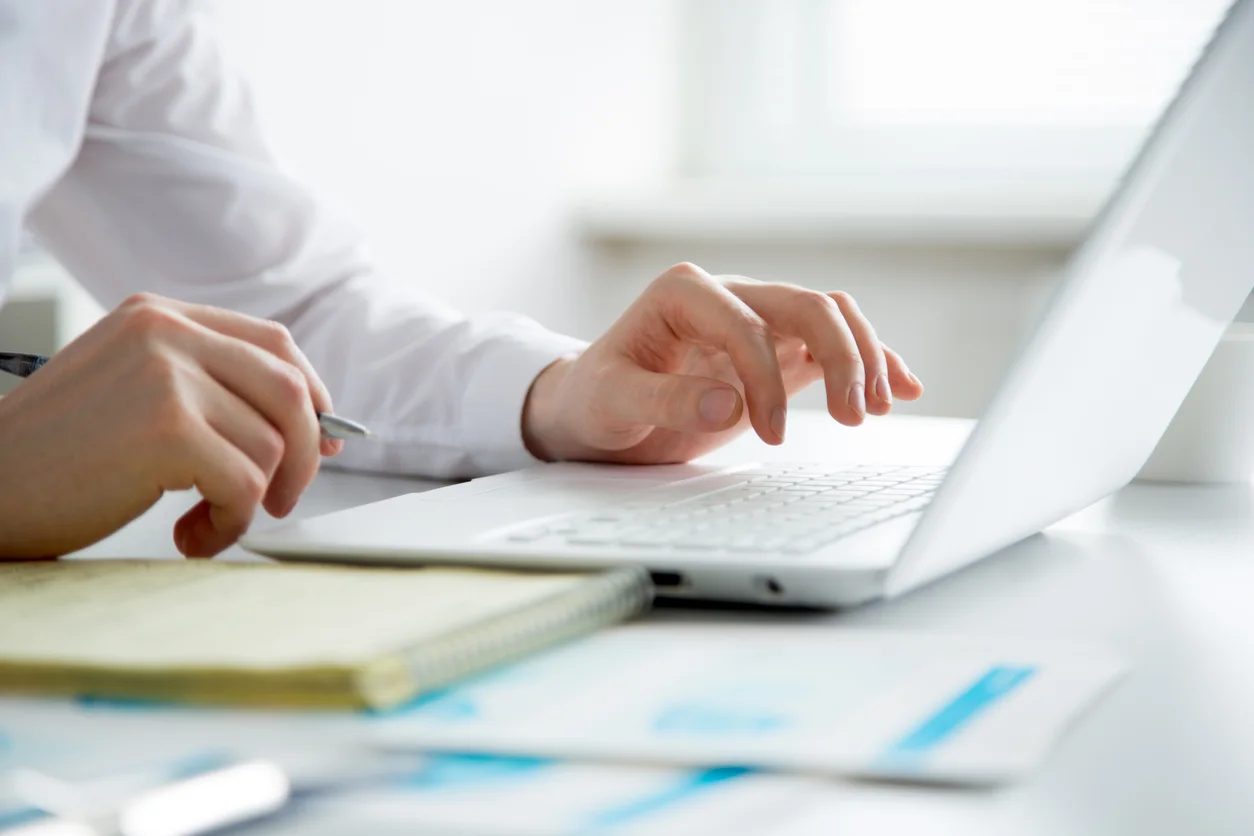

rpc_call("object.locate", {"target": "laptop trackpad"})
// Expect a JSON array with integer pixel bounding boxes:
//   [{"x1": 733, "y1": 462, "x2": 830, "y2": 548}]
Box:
[{"x1": 410, "y1": 462, "x2": 735, "y2": 520}]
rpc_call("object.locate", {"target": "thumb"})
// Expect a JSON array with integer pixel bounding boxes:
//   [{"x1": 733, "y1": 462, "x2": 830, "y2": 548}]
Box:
[{"x1": 607, "y1": 366, "x2": 744, "y2": 433}]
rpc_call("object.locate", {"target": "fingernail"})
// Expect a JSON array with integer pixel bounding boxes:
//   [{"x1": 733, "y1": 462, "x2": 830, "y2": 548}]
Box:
[
  {"x1": 699, "y1": 388, "x2": 738, "y2": 425},
  {"x1": 771, "y1": 407, "x2": 787, "y2": 441},
  {"x1": 849, "y1": 383, "x2": 866, "y2": 417},
  {"x1": 908, "y1": 371, "x2": 922, "y2": 386},
  {"x1": 875, "y1": 373, "x2": 892, "y2": 405}
]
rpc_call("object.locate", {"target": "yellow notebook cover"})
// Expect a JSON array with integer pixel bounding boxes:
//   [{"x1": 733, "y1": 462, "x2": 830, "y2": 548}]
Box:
[{"x1": 0, "y1": 560, "x2": 652, "y2": 710}]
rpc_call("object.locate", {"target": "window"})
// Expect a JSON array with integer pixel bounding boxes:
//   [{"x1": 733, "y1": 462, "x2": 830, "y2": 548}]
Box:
[{"x1": 680, "y1": 0, "x2": 1232, "y2": 192}]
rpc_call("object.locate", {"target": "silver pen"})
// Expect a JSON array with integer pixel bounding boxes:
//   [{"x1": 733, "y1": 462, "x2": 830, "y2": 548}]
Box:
[{"x1": 0, "y1": 352, "x2": 375, "y2": 441}]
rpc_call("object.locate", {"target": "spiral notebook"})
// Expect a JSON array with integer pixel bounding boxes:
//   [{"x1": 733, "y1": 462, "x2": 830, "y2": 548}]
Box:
[{"x1": 0, "y1": 560, "x2": 652, "y2": 710}]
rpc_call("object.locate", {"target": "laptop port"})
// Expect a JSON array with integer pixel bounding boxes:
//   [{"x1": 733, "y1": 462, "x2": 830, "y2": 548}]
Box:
[
  {"x1": 754, "y1": 576, "x2": 785, "y2": 596},
  {"x1": 649, "y1": 571, "x2": 688, "y2": 589}
]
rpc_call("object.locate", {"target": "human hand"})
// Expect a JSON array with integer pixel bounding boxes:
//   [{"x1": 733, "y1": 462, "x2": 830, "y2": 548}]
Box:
[
  {"x1": 522, "y1": 263, "x2": 923, "y2": 464},
  {"x1": 0, "y1": 293, "x2": 341, "y2": 558}
]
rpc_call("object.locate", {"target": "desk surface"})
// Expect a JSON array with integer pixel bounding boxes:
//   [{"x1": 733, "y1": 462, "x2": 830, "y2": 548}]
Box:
[{"x1": 69, "y1": 413, "x2": 1254, "y2": 835}]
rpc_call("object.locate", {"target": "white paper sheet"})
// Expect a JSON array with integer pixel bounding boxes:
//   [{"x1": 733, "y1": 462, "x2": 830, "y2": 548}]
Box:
[
  {"x1": 366, "y1": 624, "x2": 1127, "y2": 785},
  {"x1": 0, "y1": 623, "x2": 1126, "y2": 788},
  {"x1": 0, "y1": 713, "x2": 822, "y2": 836},
  {"x1": 257, "y1": 757, "x2": 825, "y2": 836}
]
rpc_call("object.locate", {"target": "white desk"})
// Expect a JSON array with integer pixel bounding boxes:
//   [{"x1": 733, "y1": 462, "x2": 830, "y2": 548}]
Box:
[{"x1": 69, "y1": 413, "x2": 1254, "y2": 835}]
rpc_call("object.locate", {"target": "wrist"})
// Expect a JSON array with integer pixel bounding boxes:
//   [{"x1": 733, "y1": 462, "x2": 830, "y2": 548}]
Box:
[{"x1": 522, "y1": 355, "x2": 580, "y2": 461}]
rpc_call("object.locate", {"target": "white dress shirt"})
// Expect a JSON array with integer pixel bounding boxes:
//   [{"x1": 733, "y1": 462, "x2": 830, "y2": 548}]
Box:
[{"x1": 0, "y1": 0, "x2": 587, "y2": 478}]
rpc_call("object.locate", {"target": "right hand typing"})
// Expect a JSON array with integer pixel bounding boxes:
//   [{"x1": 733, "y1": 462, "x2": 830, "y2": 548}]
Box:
[{"x1": 0, "y1": 293, "x2": 342, "y2": 558}]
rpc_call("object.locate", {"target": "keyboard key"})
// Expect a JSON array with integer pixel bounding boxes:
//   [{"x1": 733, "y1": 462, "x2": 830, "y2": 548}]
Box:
[
  {"x1": 500, "y1": 464, "x2": 946, "y2": 555},
  {"x1": 584, "y1": 512, "x2": 630, "y2": 523},
  {"x1": 567, "y1": 525, "x2": 622, "y2": 545},
  {"x1": 507, "y1": 527, "x2": 548, "y2": 542},
  {"x1": 673, "y1": 536, "x2": 732, "y2": 550},
  {"x1": 620, "y1": 529, "x2": 681, "y2": 546}
]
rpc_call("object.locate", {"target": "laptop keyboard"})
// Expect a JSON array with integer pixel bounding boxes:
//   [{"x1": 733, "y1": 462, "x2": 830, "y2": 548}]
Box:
[{"x1": 503, "y1": 464, "x2": 946, "y2": 556}]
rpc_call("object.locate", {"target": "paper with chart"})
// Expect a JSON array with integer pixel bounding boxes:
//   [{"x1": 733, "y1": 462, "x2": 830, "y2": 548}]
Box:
[
  {"x1": 258, "y1": 756, "x2": 825, "y2": 836},
  {"x1": 0, "y1": 708, "x2": 820, "y2": 836},
  {"x1": 368, "y1": 624, "x2": 1126, "y2": 784}
]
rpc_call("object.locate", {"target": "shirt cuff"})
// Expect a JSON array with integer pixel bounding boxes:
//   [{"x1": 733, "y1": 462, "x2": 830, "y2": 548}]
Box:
[{"x1": 460, "y1": 327, "x2": 587, "y2": 475}]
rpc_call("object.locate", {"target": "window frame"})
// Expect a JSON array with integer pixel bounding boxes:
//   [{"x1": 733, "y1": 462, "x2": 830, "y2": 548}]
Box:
[{"x1": 677, "y1": 0, "x2": 1223, "y2": 195}]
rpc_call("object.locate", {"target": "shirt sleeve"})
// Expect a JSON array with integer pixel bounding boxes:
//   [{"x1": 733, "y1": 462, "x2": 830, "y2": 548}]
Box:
[{"x1": 25, "y1": 0, "x2": 586, "y2": 479}]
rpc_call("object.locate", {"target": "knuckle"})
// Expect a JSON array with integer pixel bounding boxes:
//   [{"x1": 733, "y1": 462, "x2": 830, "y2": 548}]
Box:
[
  {"x1": 651, "y1": 375, "x2": 683, "y2": 406},
  {"x1": 667, "y1": 261, "x2": 703, "y2": 280},
  {"x1": 140, "y1": 351, "x2": 185, "y2": 396},
  {"x1": 119, "y1": 291, "x2": 164, "y2": 311},
  {"x1": 658, "y1": 262, "x2": 707, "y2": 289},
  {"x1": 122, "y1": 298, "x2": 181, "y2": 338},
  {"x1": 149, "y1": 394, "x2": 197, "y2": 449},
  {"x1": 272, "y1": 363, "x2": 310, "y2": 405},
  {"x1": 257, "y1": 426, "x2": 286, "y2": 472},
  {"x1": 798, "y1": 289, "x2": 840, "y2": 318},
  {"x1": 261, "y1": 319, "x2": 296, "y2": 353},
  {"x1": 841, "y1": 349, "x2": 866, "y2": 374},
  {"x1": 829, "y1": 290, "x2": 857, "y2": 309},
  {"x1": 238, "y1": 468, "x2": 268, "y2": 506},
  {"x1": 738, "y1": 311, "x2": 771, "y2": 343}
]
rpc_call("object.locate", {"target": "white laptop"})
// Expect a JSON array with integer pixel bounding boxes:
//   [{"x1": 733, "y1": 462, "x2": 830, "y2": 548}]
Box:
[{"x1": 246, "y1": 0, "x2": 1254, "y2": 607}]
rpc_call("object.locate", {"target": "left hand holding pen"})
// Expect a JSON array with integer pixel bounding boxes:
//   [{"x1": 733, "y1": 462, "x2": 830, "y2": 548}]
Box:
[{"x1": 523, "y1": 262, "x2": 924, "y2": 464}]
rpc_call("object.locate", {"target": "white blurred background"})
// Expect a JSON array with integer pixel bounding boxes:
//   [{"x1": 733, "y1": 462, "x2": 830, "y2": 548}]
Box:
[{"x1": 4, "y1": 0, "x2": 1237, "y2": 413}]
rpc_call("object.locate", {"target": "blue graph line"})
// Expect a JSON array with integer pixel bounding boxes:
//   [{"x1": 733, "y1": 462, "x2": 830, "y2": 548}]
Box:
[
  {"x1": 581, "y1": 766, "x2": 753, "y2": 830},
  {"x1": 399, "y1": 752, "x2": 554, "y2": 790},
  {"x1": 877, "y1": 664, "x2": 1036, "y2": 769}
]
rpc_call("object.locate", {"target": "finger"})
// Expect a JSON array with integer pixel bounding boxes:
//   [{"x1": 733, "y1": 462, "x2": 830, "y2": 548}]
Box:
[
  {"x1": 646, "y1": 265, "x2": 787, "y2": 443},
  {"x1": 184, "y1": 305, "x2": 343, "y2": 458},
  {"x1": 726, "y1": 281, "x2": 868, "y2": 426},
  {"x1": 884, "y1": 345, "x2": 925, "y2": 400},
  {"x1": 174, "y1": 501, "x2": 219, "y2": 559},
  {"x1": 201, "y1": 377, "x2": 289, "y2": 508},
  {"x1": 170, "y1": 424, "x2": 268, "y2": 557},
  {"x1": 182, "y1": 323, "x2": 323, "y2": 518},
  {"x1": 602, "y1": 363, "x2": 744, "y2": 434},
  {"x1": 125, "y1": 294, "x2": 342, "y2": 457},
  {"x1": 827, "y1": 291, "x2": 891, "y2": 416}
]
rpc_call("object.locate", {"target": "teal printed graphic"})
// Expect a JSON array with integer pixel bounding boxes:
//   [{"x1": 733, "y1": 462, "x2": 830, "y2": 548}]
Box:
[
  {"x1": 0, "y1": 807, "x2": 45, "y2": 831},
  {"x1": 652, "y1": 680, "x2": 804, "y2": 736},
  {"x1": 654, "y1": 702, "x2": 788, "y2": 734},
  {"x1": 399, "y1": 753, "x2": 554, "y2": 790},
  {"x1": 162, "y1": 750, "x2": 236, "y2": 781},
  {"x1": 0, "y1": 726, "x2": 84, "y2": 767},
  {"x1": 75, "y1": 695, "x2": 177, "y2": 711},
  {"x1": 375, "y1": 686, "x2": 481, "y2": 721},
  {"x1": 583, "y1": 766, "x2": 753, "y2": 829},
  {"x1": 877, "y1": 664, "x2": 1036, "y2": 769}
]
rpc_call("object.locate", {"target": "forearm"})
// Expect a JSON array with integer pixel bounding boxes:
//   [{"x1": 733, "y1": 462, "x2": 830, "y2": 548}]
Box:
[
  {"x1": 21, "y1": 0, "x2": 590, "y2": 480},
  {"x1": 275, "y1": 269, "x2": 586, "y2": 479}
]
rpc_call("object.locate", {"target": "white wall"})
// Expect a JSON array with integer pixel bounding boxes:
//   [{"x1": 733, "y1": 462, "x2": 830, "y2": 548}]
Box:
[
  {"x1": 213, "y1": 0, "x2": 678, "y2": 337},
  {"x1": 208, "y1": 0, "x2": 1071, "y2": 417},
  {"x1": 9, "y1": 0, "x2": 1075, "y2": 418}
]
